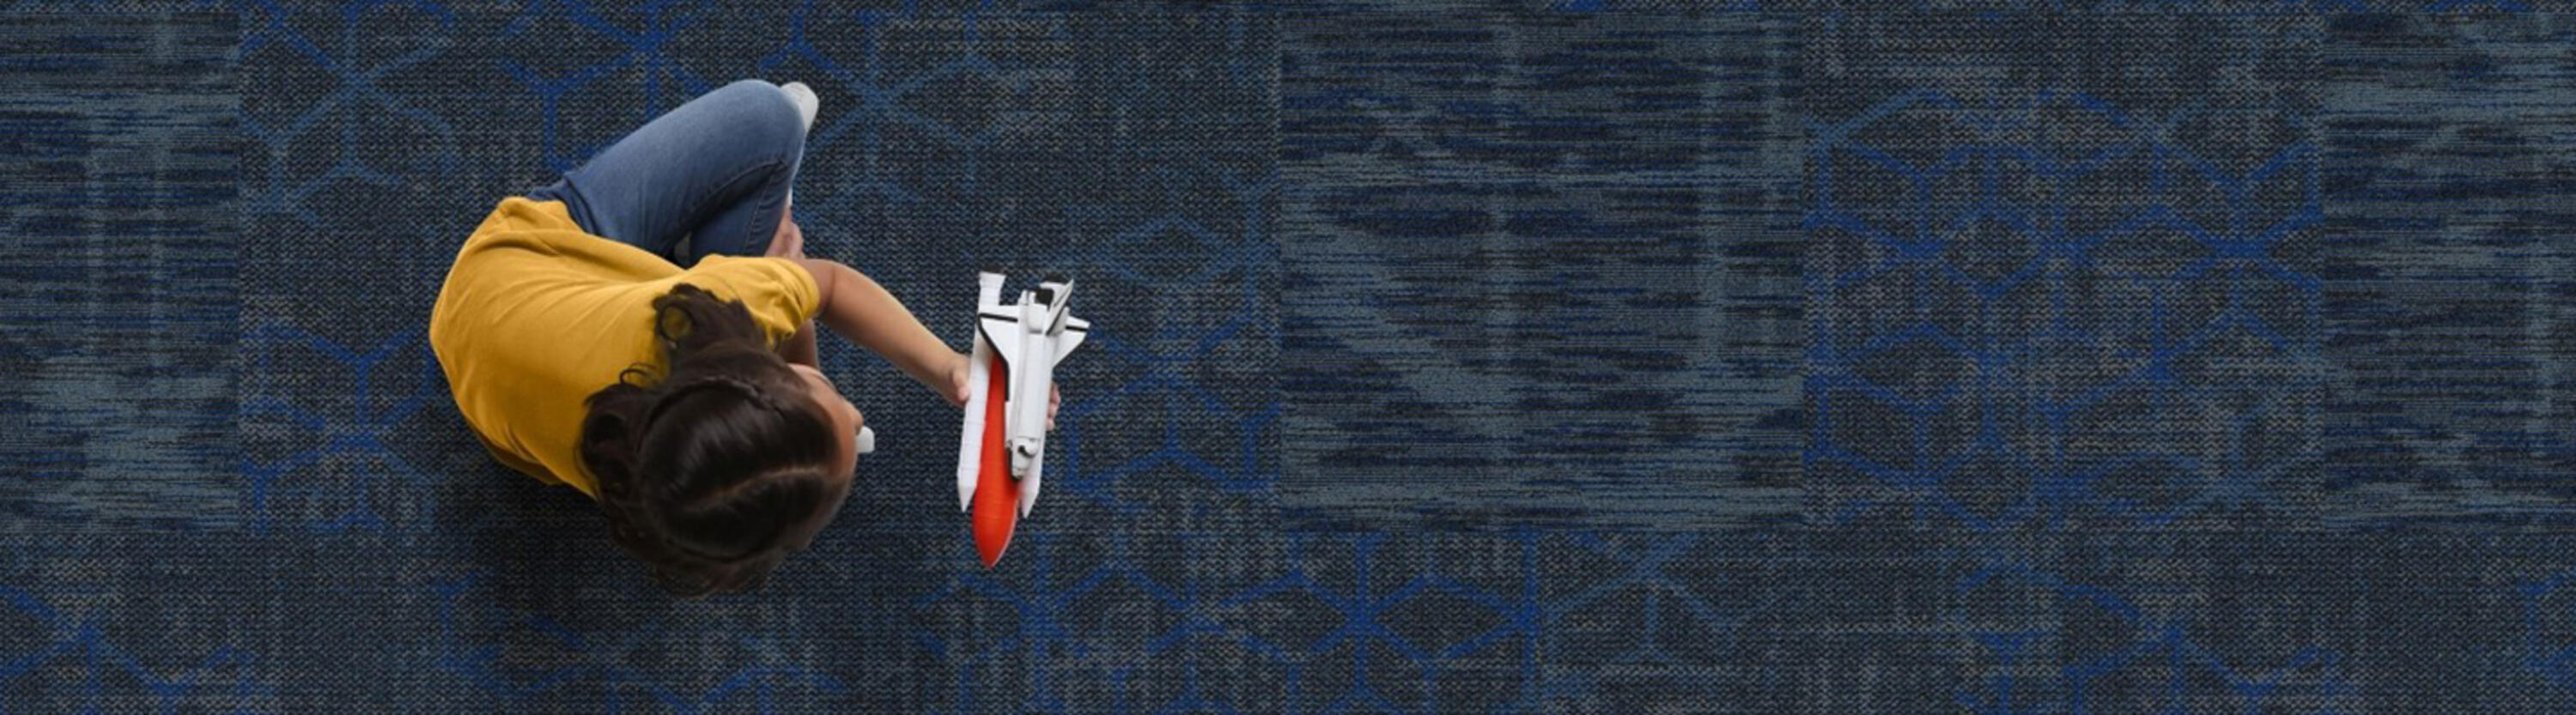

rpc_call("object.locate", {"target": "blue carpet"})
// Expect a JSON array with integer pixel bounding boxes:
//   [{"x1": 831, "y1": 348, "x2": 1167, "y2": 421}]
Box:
[
  {"x1": 1807, "y1": 9, "x2": 2326, "y2": 530},
  {"x1": 12, "y1": 1, "x2": 2576, "y2": 712},
  {"x1": 1280, "y1": 9, "x2": 1803, "y2": 531},
  {"x1": 2320, "y1": 11, "x2": 2576, "y2": 526},
  {"x1": 0, "y1": 7, "x2": 237, "y2": 530}
]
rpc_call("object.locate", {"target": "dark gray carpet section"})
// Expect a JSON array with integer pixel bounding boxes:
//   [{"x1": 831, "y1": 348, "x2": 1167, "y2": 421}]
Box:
[
  {"x1": 1778, "y1": 529, "x2": 2576, "y2": 712},
  {"x1": 1805, "y1": 9, "x2": 2327, "y2": 531},
  {"x1": 2319, "y1": 12, "x2": 2576, "y2": 527},
  {"x1": 1279, "y1": 10, "x2": 1802, "y2": 531},
  {"x1": 0, "y1": 8, "x2": 238, "y2": 530}
]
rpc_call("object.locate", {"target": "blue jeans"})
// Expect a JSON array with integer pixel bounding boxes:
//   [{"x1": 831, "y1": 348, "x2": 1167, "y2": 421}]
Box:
[{"x1": 526, "y1": 79, "x2": 805, "y2": 265}]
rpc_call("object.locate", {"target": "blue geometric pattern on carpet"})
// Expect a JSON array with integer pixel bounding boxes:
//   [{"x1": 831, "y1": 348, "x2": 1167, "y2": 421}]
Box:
[
  {"x1": 238, "y1": 324, "x2": 444, "y2": 533},
  {"x1": 14, "y1": 0, "x2": 2576, "y2": 712},
  {"x1": 1807, "y1": 9, "x2": 2325, "y2": 531}
]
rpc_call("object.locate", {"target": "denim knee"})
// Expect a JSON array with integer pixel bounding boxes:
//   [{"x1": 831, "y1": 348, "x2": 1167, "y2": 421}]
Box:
[
  {"x1": 765, "y1": 95, "x2": 806, "y2": 161},
  {"x1": 712, "y1": 79, "x2": 805, "y2": 155}
]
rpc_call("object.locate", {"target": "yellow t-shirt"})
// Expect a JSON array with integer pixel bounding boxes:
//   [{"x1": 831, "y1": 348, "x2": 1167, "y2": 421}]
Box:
[{"x1": 428, "y1": 197, "x2": 820, "y2": 497}]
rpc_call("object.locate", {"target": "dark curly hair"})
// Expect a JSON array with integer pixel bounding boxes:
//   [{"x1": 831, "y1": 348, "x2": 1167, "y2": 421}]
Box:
[{"x1": 577, "y1": 283, "x2": 848, "y2": 597}]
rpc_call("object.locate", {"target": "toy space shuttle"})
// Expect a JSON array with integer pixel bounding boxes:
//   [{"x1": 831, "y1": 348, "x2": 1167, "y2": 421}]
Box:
[{"x1": 957, "y1": 271, "x2": 1088, "y2": 568}]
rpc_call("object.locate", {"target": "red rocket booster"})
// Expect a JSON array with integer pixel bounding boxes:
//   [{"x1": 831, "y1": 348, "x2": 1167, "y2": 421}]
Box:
[
  {"x1": 969, "y1": 352, "x2": 1014, "y2": 567},
  {"x1": 959, "y1": 271, "x2": 1088, "y2": 567}
]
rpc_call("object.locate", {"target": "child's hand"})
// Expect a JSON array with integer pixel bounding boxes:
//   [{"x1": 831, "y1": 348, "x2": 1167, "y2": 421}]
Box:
[
  {"x1": 941, "y1": 351, "x2": 969, "y2": 409},
  {"x1": 943, "y1": 351, "x2": 1063, "y2": 432},
  {"x1": 765, "y1": 209, "x2": 805, "y2": 259}
]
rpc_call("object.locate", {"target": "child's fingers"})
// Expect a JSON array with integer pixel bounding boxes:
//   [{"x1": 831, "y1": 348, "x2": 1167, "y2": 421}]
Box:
[{"x1": 766, "y1": 215, "x2": 804, "y2": 258}]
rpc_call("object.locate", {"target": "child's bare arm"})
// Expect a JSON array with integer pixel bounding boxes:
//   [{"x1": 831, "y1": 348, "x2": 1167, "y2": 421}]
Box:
[
  {"x1": 785, "y1": 253, "x2": 1060, "y2": 427},
  {"x1": 781, "y1": 323, "x2": 820, "y2": 367},
  {"x1": 769, "y1": 214, "x2": 822, "y2": 368},
  {"x1": 791, "y1": 258, "x2": 963, "y2": 401}
]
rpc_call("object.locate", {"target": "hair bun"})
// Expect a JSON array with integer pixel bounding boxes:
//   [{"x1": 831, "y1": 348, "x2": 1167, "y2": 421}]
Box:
[{"x1": 579, "y1": 283, "x2": 846, "y2": 597}]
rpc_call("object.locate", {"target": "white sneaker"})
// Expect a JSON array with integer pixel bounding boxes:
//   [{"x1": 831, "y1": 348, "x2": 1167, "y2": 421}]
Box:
[
  {"x1": 777, "y1": 81, "x2": 818, "y2": 209},
  {"x1": 779, "y1": 81, "x2": 818, "y2": 133}
]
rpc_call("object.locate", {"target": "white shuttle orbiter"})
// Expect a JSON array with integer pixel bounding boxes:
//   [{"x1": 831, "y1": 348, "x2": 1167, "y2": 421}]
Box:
[{"x1": 957, "y1": 270, "x2": 1088, "y2": 567}]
